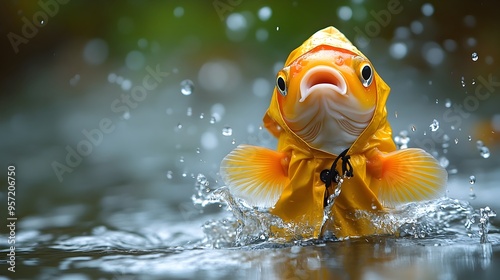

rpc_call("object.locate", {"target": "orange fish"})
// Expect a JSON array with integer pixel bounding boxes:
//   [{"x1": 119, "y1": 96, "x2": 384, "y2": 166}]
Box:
[{"x1": 220, "y1": 26, "x2": 447, "y2": 239}]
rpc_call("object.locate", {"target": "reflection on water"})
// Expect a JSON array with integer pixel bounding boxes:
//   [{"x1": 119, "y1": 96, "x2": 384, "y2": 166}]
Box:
[
  {"x1": 2, "y1": 181, "x2": 499, "y2": 279},
  {"x1": 4, "y1": 219, "x2": 499, "y2": 279}
]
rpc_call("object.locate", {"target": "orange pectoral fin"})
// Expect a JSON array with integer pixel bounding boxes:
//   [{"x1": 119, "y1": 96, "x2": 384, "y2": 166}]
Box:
[
  {"x1": 368, "y1": 148, "x2": 448, "y2": 207},
  {"x1": 220, "y1": 144, "x2": 289, "y2": 208}
]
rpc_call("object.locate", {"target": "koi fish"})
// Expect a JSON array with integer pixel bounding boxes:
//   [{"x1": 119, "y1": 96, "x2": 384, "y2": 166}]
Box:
[{"x1": 220, "y1": 26, "x2": 447, "y2": 238}]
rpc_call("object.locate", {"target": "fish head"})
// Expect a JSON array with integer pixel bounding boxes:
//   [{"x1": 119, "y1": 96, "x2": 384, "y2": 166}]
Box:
[{"x1": 275, "y1": 45, "x2": 378, "y2": 153}]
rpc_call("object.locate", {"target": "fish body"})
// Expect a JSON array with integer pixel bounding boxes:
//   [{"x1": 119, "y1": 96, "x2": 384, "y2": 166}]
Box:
[{"x1": 220, "y1": 27, "x2": 447, "y2": 239}]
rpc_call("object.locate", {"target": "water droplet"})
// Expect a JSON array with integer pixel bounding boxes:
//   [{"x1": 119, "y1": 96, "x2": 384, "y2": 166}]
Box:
[
  {"x1": 196, "y1": 148, "x2": 201, "y2": 154},
  {"x1": 429, "y1": 119, "x2": 439, "y2": 131},
  {"x1": 461, "y1": 76, "x2": 466, "y2": 87},
  {"x1": 479, "y1": 146, "x2": 491, "y2": 158},
  {"x1": 186, "y1": 107, "x2": 192, "y2": 116},
  {"x1": 210, "y1": 116, "x2": 216, "y2": 124},
  {"x1": 476, "y1": 140, "x2": 491, "y2": 158},
  {"x1": 371, "y1": 203, "x2": 377, "y2": 210},
  {"x1": 166, "y1": 170, "x2": 173, "y2": 179},
  {"x1": 445, "y1": 98, "x2": 451, "y2": 108},
  {"x1": 411, "y1": 125, "x2": 417, "y2": 132},
  {"x1": 222, "y1": 126, "x2": 233, "y2": 136},
  {"x1": 454, "y1": 138, "x2": 459, "y2": 144},
  {"x1": 182, "y1": 172, "x2": 187, "y2": 178},
  {"x1": 394, "y1": 111, "x2": 398, "y2": 118},
  {"x1": 231, "y1": 139, "x2": 236, "y2": 145},
  {"x1": 40, "y1": 20, "x2": 45, "y2": 25},
  {"x1": 199, "y1": 113, "x2": 205, "y2": 119},
  {"x1": 435, "y1": 98, "x2": 439, "y2": 104},
  {"x1": 468, "y1": 135, "x2": 472, "y2": 141},
  {"x1": 471, "y1": 79, "x2": 476, "y2": 85},
  {"x1": 276, "y1": 26, "x2": 280, "y2": 31},
  {"x1": 177, "y1": 123, "x2": 183, "y2": 129},
  {"x1": 469, "y1": 175, "x2": 476, "y2": 184},
  {"x1": 471, "y1": 52, "x2": 478, "y2": 61},
  {"x1": 180, "y1": 79, "x2": 194, "y2": 95},
  {"x1": 179, "y1": 156, "x2": 185, "y2": 163}
]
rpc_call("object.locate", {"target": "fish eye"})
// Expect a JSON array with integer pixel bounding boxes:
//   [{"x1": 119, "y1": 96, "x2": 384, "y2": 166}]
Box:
[
  {"x1": 276, "y1": 75, "x2": 287, "y2": 96},
  {"x1": 360, "y1": 64, "x2": 373, "y2": 87}
]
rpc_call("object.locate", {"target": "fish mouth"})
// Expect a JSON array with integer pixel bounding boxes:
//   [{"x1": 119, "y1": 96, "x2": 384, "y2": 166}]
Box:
[{"x1": 299, "y1": 66, "x2": 347, "y2": 102}]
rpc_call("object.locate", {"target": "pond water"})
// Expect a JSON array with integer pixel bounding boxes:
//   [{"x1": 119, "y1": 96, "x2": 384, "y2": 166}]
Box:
[{"x1": 1, "y1": 1, "x2": 500, "y2": 279}]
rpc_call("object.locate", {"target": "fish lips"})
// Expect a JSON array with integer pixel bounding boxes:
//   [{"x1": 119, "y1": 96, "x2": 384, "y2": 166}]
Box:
[{"x1": 299, "y1": 66, "x2": 347, "y2": 103}]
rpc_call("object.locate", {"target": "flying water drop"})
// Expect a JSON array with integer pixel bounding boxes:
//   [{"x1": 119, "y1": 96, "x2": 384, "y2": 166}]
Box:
[
  {"x1": 479, "y1": 146, "x2": 491, "y2": 158},
  {"x1": 444, "y1": 98, "x2": 451, "y2": 108},
  {"x1": 469, "y1": 175, "x2": 476, "y2": 184},
  {"x1": 222, "y1": 126, "x2": 233, "y2": 136},
  {"x1": 429, "y1": 119, "x2": 439, "y2": 131},
  {"x1": 471, "y1": 52, "x2": 479, "y2": 62},
  {"x1": 476, "y1": 140, "x2": 491, "y2": 158},
  {"x1": 394, "y1": 130, "x2": 410, "y2": 149},
  {"x1": 180, "y1": 79, "x2": 194, "y2": 95}
]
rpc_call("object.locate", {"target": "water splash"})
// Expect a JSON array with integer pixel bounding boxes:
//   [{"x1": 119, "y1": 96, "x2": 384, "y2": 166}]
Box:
[
  {"x1": 466, "y1": 206, "x2": 497, "y2": 243},
  {"x1": 320, "y1": 176, "x2": 343, "y2": 240},
  {"x1": 354, "y1": 198, "x2": 476, "y2": 239},
  {"x1": 200, "y1": 187, "x2": 285, "y2": 248}
]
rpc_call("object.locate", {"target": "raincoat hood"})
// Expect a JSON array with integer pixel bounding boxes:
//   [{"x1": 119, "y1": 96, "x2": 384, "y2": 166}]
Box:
[{"x1": 264, "y1": 26, "x2": 395, "y2": 156}]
